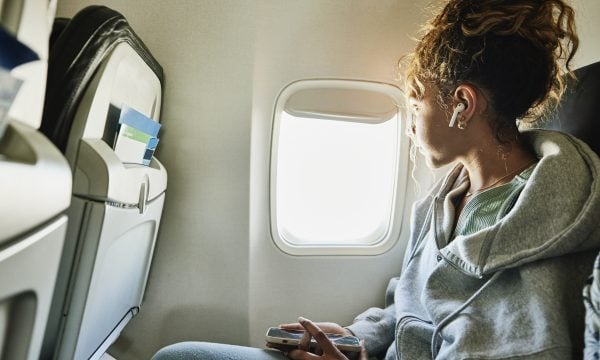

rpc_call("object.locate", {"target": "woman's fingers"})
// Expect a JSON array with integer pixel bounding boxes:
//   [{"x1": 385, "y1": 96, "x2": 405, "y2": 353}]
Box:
[
  {"x1": 279, "y1": 317, "x2": 353, "y2": 359},
  {"x1": 280, "y1": 322, "x2": 349, "y2": 336},
  {"x1": 279, "y1": 323, "x2": 304, "y2": 331},
  {"x1": 298, "y1": 317, "x2": 341, "y2": 356},
  {"x1": 298, "y1": 327, "x2": 311, "y2": 351}
]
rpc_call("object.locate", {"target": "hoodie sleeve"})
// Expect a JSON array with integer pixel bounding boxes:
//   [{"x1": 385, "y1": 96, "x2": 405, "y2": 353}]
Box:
[{"x1": 345, "y1": 277, "x2": 399, "y2": 357}]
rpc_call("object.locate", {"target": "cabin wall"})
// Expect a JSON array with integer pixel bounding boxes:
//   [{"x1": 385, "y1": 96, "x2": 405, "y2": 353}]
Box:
[
  {"x1": 53, "y1": 1, "x2": 600, "y2": 359},
  {"x1": 572, "y1": 0, "x2": 600, "y2": 68}
]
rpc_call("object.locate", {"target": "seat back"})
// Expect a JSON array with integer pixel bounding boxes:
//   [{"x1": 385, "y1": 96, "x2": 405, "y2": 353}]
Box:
[{"x1": 39, "y1": 6, "x2": 167, "y2": 360}]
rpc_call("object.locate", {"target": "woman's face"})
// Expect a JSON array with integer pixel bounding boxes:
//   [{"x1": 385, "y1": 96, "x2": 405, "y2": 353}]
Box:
[{"x1": 409, "y1": 84, "x2": 467, "y2": 168}]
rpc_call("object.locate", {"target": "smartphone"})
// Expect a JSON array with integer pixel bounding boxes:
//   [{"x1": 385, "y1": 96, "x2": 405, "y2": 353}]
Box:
[{"x1": 265, "y1": 327, "x2": 361, "y2": 352}]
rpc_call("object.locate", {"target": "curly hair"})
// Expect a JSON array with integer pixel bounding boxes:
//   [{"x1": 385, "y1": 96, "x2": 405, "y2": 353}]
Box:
[{"x1": 404, "y1": 0, "x2": 579, "y2": 143}]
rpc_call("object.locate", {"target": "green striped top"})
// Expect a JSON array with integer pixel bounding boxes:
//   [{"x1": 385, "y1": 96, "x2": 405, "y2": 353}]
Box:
[{"x1": 453, "y1": 164, "x2": 537, "y2": 238}]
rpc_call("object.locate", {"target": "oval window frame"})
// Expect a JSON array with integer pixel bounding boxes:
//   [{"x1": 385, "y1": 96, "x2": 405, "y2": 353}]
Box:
[{"x1": 269, "y1": 78, "x2": 409, "y2": 256}]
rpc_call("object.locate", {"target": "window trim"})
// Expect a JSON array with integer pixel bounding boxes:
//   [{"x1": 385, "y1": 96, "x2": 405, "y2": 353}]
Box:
[{"x1": 269, "y1": 78, "x2": 409, "y2": 256}]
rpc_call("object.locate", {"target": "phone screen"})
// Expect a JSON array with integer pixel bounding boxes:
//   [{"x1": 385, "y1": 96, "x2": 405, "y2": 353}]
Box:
[
  {"x1": 265, "y1": 327, "x2": 360, "y2": 350},
  {"x1": 267, "y1": 328, "x2": 305, "y2": 341}
]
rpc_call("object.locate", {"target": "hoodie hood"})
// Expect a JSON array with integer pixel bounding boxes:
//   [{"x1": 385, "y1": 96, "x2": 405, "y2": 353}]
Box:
[{"x1": 434, "y1": 130, "x2": 600, "y2": 277}]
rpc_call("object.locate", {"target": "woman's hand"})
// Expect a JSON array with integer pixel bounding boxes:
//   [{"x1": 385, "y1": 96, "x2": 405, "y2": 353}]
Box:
[
  {"x1": 279, "y1": 321, "x2": 353, "y2": 338},
  {"x1": 286, "y1": 317, "x2": 368, "y2": 360}
]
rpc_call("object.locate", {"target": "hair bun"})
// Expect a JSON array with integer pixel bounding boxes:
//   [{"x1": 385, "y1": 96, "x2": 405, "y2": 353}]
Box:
[{"x1": 461, "y1": 2, "x2": 536, "y2": 36}]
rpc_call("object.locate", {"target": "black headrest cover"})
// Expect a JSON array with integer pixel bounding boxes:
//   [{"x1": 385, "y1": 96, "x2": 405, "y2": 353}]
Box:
[
  {"x1": 542, "y1": 61, "x2": 600, "y2": 155},
  {"x1": 40, "y1": 5, "x2": 164, "y2": 153}
]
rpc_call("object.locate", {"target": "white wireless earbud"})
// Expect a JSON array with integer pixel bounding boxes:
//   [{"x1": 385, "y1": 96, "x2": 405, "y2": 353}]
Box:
[{"x1": 448, "y1": 102, "x2": 466, "y2": 128}]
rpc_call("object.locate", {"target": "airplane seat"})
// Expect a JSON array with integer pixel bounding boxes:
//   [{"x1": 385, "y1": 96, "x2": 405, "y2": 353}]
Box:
[
  {"x1": 540, "y1": 60, "x2": 600, "y2": 155},
  {"x1": 0, "y1": 0, "x2": 72, "y2": 359},
  {"x1": 48, "y1": 17, "x2": 69, "y2": 52},
  {"x1": 539, "y1": 60, "x2": 600, "y2": 358},
  {"x1": 38, "y1": 5, "x2": 167, "y2": 360}
]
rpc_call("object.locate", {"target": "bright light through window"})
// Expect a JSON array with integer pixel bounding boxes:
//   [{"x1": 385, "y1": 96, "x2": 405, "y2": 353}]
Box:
[{"x1": 275, "y1": 111, "x2": 399, "y2": 245}]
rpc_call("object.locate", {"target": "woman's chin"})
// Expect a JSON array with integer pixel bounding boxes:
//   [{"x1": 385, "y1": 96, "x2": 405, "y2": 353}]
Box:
[
  {"x1": 416, "y1": 145, "x2": 450, "y2": 169},
  {"x1": 423, "y1": 153, "x2": 450, "y2": 170}
]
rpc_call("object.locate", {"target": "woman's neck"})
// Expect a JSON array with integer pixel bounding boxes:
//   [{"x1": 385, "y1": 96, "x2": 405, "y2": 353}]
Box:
[{"x1": 461, "y1": 140, "x2": 537, "y2": 194}]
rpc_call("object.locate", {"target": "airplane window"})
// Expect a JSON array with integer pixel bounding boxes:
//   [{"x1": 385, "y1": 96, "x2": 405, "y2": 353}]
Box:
[
  {"x1": 276, "y1": 111, "x2": 397, "y2": 245},
  {"x1": 270, "y1": 79, "x2": 408, "y2": 255}
]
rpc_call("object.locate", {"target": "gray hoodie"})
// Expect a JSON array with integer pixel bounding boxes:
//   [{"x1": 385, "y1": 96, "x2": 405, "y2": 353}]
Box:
[{"x1": 347, "y1": 130, "x2": 600, "y2": 359}]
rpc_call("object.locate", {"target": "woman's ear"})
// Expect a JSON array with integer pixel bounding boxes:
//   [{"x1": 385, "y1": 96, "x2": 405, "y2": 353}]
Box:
[{"x1": 453, "y1": 84, "x2": 484, "y2": 126}]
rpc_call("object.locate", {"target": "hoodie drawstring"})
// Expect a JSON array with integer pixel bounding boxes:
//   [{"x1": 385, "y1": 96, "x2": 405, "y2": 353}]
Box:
[{"x1": 430, "y1": 270, "x2": 504, "y2": 359}]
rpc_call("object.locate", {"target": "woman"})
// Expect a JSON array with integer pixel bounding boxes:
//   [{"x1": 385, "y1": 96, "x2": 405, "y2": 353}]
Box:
[{"x1": 153, "y1": 0, "x2": 600, "y2": 359}]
